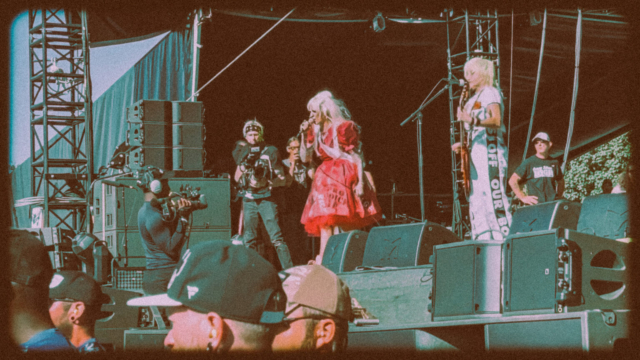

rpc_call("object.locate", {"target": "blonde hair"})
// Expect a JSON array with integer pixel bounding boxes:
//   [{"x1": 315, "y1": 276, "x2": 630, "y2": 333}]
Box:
[
  {"x1": 307, "y1": 90, "x2": 352, "y2": 126},
  {"x1": 464, "y1": 57, "x2": 495, "y2": 88}
]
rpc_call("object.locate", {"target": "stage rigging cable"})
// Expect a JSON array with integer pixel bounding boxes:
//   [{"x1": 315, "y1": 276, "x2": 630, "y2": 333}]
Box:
[
  {"x1": 561, "y1": 8, "x2": 582, "y2": 174},
  {"x1": 522, "y1": 8, "x2": 547, "y2": 161},
  {"x1": 187, "y1": 8, "x2": 296, "y2": 101}
]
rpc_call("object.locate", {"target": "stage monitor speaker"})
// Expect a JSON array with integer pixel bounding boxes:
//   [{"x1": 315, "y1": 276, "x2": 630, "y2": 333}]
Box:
[
  {"x1": 577, "y1": 193, "x2": 629, "y2": 239},
  {"x1": 322, "y1": 230, "x2": 369, "y2": 273},
  {"x1": 95, "y1": 286, "x2": 143, "y2": 350},
  {"x1": 362, "y1": 222, "x2": 461, "y2": 268},
  {"x1": 509, "y1": 200, "x2": 581, "y2": 236},
  {"x1": 432, "y1": 241, "x2": 503, "y2": 320},
  {"x1": 503, "y1": 228, "x2": 629, "y2": 315}
]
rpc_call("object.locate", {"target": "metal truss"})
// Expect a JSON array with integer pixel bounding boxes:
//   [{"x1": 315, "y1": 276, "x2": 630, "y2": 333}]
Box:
[
  {"x1": 445, "y1": 9, "x2": 501, "y2": 238},
  {"x1": 29, "y1": 8, "x2": 93, "y2": 230}
]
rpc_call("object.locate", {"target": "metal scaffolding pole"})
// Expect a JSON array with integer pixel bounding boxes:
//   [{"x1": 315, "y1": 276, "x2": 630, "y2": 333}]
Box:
[
  {"x1": 445, "y1": 9, "x2": 501, "y2": 238},
  {"x1": 28, "y1": 8, "x2": 92, "y2": 231}
]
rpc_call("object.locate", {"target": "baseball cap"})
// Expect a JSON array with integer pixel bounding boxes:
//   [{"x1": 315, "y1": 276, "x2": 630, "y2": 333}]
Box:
[
  {"x1": 49, "y1": 271, "x2": 111, "y2": 306},
  {"x1": 127, "y1": 240, "x2": 287, "y2": 324},
  {"x1": 532, "y1": 132, "x2": 551, "y2": 143},
  {"x1": 279, "y1": 265, "x2": 353, "y2": 322},
  {"x1": 10, "y1": 230, "x2": 53, "y2": 287}
]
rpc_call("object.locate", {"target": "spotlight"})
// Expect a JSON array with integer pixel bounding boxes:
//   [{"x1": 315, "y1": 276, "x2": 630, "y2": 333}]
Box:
[
  {"x1": 372, "y1": 12, "x2": 386, "y2": 32},
  {"x1": 72, "y1": 232, "x2": 99, "y2": 262}
]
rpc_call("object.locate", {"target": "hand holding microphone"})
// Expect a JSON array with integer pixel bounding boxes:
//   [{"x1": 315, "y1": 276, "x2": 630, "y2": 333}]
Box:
[{"x1": 298, "y1": 119, "x2": 312, "y2": 136}]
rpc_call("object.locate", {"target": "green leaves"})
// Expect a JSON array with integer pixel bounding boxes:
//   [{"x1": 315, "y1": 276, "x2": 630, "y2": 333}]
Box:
[{"x1": 564, "y1": 132, "x2": 631, "y2": 201}]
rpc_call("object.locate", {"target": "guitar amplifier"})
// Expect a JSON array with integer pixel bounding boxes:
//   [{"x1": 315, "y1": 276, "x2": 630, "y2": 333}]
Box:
[
  {"x1": 509, "y1": 200, "x2": 581, "y2": 235},
  {"x1": 322, "y1": 230, "x2": 368, "y2": 273},
  {"x1": 503, "y1": 228, "x2": 629, "y2": 315},
  {"x1": 362, "y1": 222, "x2": 461, "y2": 268}
]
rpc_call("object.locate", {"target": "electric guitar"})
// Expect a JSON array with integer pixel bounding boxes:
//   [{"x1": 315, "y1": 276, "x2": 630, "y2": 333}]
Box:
[{"x1": 458, "y1": 83, "x2": 471, "y2": 201}]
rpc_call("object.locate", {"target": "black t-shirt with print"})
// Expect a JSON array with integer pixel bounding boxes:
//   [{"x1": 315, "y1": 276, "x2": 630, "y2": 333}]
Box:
[{"x1": 514, "y1": 155, "x2": 563, "y2": 203}]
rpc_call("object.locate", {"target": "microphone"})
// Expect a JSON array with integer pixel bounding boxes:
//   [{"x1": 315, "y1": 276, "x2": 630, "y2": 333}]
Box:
[
  {"x1": 443, "y1": 78, "x2": 465, "y2": 86},
  {"x1": 102, "y1": 180, "x2": 135, "y2": 189},
  {"x1": 297, "y1": 119, "x2": 313, "y2": 137}
]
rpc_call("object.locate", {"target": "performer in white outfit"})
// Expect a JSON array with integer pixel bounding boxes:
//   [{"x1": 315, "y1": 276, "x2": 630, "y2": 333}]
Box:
[{"x1": 452, "y1": 57, "x2": 511, "y2": 240}]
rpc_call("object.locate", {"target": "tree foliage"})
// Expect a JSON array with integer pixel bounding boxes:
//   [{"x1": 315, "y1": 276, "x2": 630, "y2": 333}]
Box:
[{"x1": 564, "y1": 132, "x2": 631, "y2": 201}]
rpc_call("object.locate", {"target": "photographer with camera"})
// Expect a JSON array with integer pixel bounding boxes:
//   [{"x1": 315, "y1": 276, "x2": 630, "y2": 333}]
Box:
[
  {"x1": 234, "y1": 119, "x2": 293, "y2": 270},
  {"x1": 136, "y1": 166, "x2": 193, "y2": 295}
]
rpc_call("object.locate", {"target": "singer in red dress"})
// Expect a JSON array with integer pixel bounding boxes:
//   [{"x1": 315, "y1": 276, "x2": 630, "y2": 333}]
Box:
[{"x1": 299, "y1": 91, "x2": 381, "y2": 264}]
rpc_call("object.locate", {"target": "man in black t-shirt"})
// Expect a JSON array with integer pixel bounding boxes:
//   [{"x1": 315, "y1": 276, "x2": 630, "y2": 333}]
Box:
[{"x1": 509, "y1": 132, "x2": 564, "y2": 205}]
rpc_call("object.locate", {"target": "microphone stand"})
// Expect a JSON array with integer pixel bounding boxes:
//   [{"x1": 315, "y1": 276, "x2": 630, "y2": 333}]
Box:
[{"x1": 400, "y1": 83, "x2": 450, "y2": 222}]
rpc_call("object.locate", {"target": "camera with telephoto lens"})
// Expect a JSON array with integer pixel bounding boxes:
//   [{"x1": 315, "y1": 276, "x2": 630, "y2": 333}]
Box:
[
  {"x1": 239, "y1": 146, "x2": 271, "y2": 189},
  {"x1": 153, "y1": 184, "x2": 208, "y2": 219}
]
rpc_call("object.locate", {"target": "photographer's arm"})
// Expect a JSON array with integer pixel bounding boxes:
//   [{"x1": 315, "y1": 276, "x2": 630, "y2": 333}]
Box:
[{"x1": 148, "y1": 211, "x2": 188, "y2": 258}]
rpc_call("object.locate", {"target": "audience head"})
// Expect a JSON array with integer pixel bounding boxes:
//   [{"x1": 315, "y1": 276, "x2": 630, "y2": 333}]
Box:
[
  {"x1": 273, "y1": 265, "x2": 352, "y2": 353},
  {"x1": 128, "y1": 241, "x2": 286, "y2": 353},
  {"x1": 10, "y1": 230, "x2": 55, "y2": 320},
  {"x1": 48, "y1": 271, "x2": 110, "y2": 338}
]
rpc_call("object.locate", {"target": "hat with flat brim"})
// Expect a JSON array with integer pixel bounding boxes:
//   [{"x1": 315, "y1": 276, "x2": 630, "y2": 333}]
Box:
[{"x1": 127, "y1": 241, "x2": 286, "y2": 325}]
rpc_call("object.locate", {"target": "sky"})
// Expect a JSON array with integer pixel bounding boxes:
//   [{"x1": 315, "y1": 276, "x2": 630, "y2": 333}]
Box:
[{"x1": 9, "y1": 11, "x2": 168, "y2": 166}]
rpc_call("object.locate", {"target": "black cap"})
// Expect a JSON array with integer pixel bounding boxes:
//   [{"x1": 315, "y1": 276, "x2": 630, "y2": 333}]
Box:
[
  {"x1": 10, "y1": 230, "x2": 53, "y2": 287},
  {"x1": 49, "y1": 271, "x2": 110, "y2": 306},
  {"x1": 128, "y1": 241, "x2": 287, "y2": 324}
]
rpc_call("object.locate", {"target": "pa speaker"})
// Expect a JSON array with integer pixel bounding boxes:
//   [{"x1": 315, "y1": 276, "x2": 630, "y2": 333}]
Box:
[
  {"x1": 362, "y1": 222, "x2": 461, "y2": 268},
  {"x1": 322, "y1": 230, "x2": 369, "y2": 273},
  {"x1": 509, "y1": 200, "x2": 581, "y2": 236},
  {"x1": 503, "y1": 228, "x2": 629, "y2": 315},
  {"x1": 577, "y1": 193, "x2": 629, "y2": 239}
]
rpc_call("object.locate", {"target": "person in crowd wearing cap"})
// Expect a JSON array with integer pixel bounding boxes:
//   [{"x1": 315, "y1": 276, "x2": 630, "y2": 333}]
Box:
[
  {"x1": 137, "y1": 166, "x2": 193, "y2": 295},
  {"x1": 48, "y1": 271, "x2": 111, "y2": 352},
  {"x1": 234, "y1": 118, "x2": 294, "y2": 270},
  {"x1": 509, "y1": 132, "x2": 564, "y2": 205},
  {"x1": 299, "y1": 91, "x2": 381, "y2": 264},
  {"x1": 127, "y1": 240, "x2": 287, "y2": 352},
  {"x1": 272, "y1": 265, "x2": 352, "y2": 352},
  {"x1": 9, "y1": 230, "x2": 75, "y2": 352},
  {"x1": 452, "y1": 57, "x2": 511, "y2": 240}
]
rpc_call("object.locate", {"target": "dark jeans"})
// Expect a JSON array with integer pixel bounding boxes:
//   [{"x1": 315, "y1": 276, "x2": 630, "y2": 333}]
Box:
[
  {"x1": 143, "y1": 266, "x2": 175, "y2": 295},
  {"x1": 243, "y1": 197, "x2": 293, "y2": 269}
]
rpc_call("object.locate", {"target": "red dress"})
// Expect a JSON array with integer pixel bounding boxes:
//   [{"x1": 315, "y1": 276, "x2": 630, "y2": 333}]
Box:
[{"x1": 300, "y1": 121, "x2": 382, "y2": 236}]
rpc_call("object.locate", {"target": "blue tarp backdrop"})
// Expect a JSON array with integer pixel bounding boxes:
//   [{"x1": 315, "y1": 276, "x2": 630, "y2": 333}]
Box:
[{"x1": 11, "y1": 28, "x2": 193, "y2": 228}]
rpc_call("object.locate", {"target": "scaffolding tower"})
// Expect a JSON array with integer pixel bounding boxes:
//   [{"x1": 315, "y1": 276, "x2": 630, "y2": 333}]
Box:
[
  {"x1": 29, "y1": 8, "x2": 92, "y2": 231},
  {"x1": 445, "y1": 9, "x2": 501, "y2": 238}
]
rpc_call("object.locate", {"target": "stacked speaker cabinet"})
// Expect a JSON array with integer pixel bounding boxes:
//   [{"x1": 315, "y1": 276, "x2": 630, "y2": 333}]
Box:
[
  {"x1": 92, "y1": 177, "x2": 231, "y2": 267},
  {"x1": 431, "y1": 241, "x2": 503, "y2": 320},
  {"x1": 502, "y1": 228, "x2": 629, "y2": 315},
  {"x1": 172, "y1": 101, "x2": 203, "y2": 171},
  {"x1": 126, "y1": 100, "x2": 204, "y2": 171}
]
